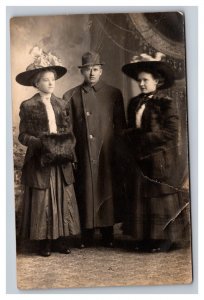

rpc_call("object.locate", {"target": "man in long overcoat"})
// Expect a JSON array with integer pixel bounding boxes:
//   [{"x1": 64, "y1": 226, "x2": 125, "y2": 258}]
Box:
[{"x1": 63, "y1": 52, "x2": 126, "y2": 247}]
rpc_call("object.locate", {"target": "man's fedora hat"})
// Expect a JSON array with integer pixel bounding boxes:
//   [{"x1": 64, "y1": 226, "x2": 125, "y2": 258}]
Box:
[
  {"x1": 16, "y1": 46, "x2": 67, "y2": 86},
  {"x1": 122, "y1": 52, "x2": 175, "y2": 90},
  {"x1": 78, "y1": 51, "x2": 104, "y2": 68}
]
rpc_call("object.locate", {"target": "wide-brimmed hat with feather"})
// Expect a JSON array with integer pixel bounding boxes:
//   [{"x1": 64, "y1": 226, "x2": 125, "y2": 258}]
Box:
[
  {"x1": 16, "y1": 46, "x2": 67, "y2": 86},
  {"x1": 122, "y1": 52, "x2": 175, "y2": 89}
]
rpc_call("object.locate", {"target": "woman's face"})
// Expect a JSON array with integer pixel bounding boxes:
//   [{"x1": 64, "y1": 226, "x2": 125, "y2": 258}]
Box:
[
  {"x1": 35, "y1": 71, "x2": 56, "y2": 94},
  {"x1": 137, "y1": 72, "x2": 158, "y2": 94}
]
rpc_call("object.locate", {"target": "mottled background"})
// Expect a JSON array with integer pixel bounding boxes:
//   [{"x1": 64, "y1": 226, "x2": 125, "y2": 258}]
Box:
[{"x1": 10, "y1": 15, "x2": 90, "y2": 128}]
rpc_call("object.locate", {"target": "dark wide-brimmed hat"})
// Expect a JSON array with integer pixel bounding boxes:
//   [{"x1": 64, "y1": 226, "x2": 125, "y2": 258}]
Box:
[
  {"x1": 78, "y1": 51, "x2": 104, "y2": 68},
  {"x1": 16, "y1": 46, "x2": 67, "y2": 86},
  {"x1": 122, "y1": 52, "x2": 175, "y2": 89}
]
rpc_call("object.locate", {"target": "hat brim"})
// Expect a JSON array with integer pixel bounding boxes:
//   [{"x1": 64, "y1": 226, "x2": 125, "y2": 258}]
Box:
[
  {"x1": 78, "y1": 63, "x2": 104, "y2": 69},
  {"x1": 122, "y1": 61, "x2": 175, "y2": 90},
  {"x1": 16, "y1": 66, "x2": 67, "y2": 86}
]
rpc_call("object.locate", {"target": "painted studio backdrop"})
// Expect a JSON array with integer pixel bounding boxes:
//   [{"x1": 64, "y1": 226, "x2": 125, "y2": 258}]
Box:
[{"x1": 10, "y1": 12, "x2": 191, "y2": 289}]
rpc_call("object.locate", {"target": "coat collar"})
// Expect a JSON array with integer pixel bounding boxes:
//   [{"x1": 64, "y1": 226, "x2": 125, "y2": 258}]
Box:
[
  {"x1": 81, "y1": 80, "x2": 105, "y2": 93},
  {"x1": 133, "y1": 91, "x2": 172, "y2": 111},
  {"x1": 32, "y1": 93, "x2": 59, "y2": 104}
]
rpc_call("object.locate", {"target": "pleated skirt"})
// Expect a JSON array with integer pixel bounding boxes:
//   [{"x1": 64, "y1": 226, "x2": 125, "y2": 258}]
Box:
[{"x1": 20, "y1": 166, "x2": 80, "y2": 240}]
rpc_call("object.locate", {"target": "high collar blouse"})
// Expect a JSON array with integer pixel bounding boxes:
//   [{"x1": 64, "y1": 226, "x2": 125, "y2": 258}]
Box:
[{"x1": 40, "y1": 94, "x2": 57, "y2": 133}]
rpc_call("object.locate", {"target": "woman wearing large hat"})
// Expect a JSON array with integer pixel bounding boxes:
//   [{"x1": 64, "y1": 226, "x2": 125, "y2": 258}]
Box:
[
  {"x1": 16, "y1": 47, "x2": 80, "y2": 256},
  {"x1": 122, "y1": 53, "x2": 186, "y2": 252}
]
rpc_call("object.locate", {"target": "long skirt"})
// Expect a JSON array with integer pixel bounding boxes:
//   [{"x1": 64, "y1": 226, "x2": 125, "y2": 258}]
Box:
[
  {"x1": 20, "y1": 166, "x2": 80, "y2": 240},
  {"x1": 131, "y1": 193, "x2": 188, "y2": 242},
  {"x1": 123, "y1": 167, "x2": 189, "y2": 243}
]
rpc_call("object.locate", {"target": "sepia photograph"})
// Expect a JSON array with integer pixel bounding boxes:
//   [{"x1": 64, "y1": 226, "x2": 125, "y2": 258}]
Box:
[{"x1": 10, "y1": 11, "x2": 192, "y2": 290}]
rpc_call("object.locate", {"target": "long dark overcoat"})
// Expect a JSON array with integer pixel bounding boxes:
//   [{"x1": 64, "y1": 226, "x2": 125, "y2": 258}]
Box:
[
  {"x1": 19, "y1": 93, "x2": 75, "y2": 189},
  {"x1": 63, "y1": 80, "x2": 126, "y2": 229}
]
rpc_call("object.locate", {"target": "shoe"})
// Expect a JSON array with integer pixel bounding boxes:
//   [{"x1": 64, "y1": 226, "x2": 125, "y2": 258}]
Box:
[
  {"x1": 134, "y1": 242, "x2": 147, "y2": 252},
  {"x1": 79, "y1": 240, "x2": 93, "y2": 248},
  {"x1": 52, "y1": 238, "x2": 71, "y2": 254},
  {"x1": 149, "y1": 239, "x2": 172, "y2": 253},
  {"x1": 102, "y1": 239, "x2": 114, "y2": 248},
  {"x1": 134, "y1": 246, "x2": 142, "y2": 252},
  {"x1": 134, "y1": 240, "x2": 152, "y2": 252},
  {"x1": 58, "y1": 247, "x2": 71, "y2": 254},
  {"x1": 150, "y1": 247, "x2": 162, "y2": 253},
  {"x1": 79, "y1": 229, "x2": 94, "y2": 248},
  {"x1": 79, "y1": 242, "x2": 86, "y2": 249},
  {"x1": 39, "y1": 240, "x2": 51, "y2": 257},
  {"x1": 40, "y1": 249, "x2": 51, "y2": 257},
  {"x1": 100, "y1": 226, "x2": 114, "y2": 248},
  {"x1": 105, "y1": 241, "x2": 114, "y2": 248}
]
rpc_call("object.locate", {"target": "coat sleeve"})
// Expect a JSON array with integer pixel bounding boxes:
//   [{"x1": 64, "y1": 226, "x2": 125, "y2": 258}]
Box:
[
  {"x1": 112, "y1": 89, "x2": 128, "y2": 172},
  {"x1": 18, "y1": 103, "x2": 41, "y2": 150},
  {"x1": 63, "y1": 91, "x2": 78, "y2": 164},
  {"x1": 113, "y1": 89, "x2": 127, "y2": 134},
  {"x1": 140, "y1": 98, "x2": 179, "y2": 148},
  {"x1": 122, "y1": 97, "x2": 142, "y2": 143}
]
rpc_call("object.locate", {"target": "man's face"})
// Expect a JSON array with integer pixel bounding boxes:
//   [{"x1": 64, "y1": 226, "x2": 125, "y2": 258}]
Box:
[{"x1": 81, "y1": 65, "x2": 102, "y2": 86}]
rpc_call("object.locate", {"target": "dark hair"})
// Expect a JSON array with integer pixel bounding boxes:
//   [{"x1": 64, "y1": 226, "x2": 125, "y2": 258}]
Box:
[
  {"x1": 32, "y1": 68, "x2": 57, "y2": 88},
  {"x1": 136, "y1": 68, "x2": 165, "y2": 87}
]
